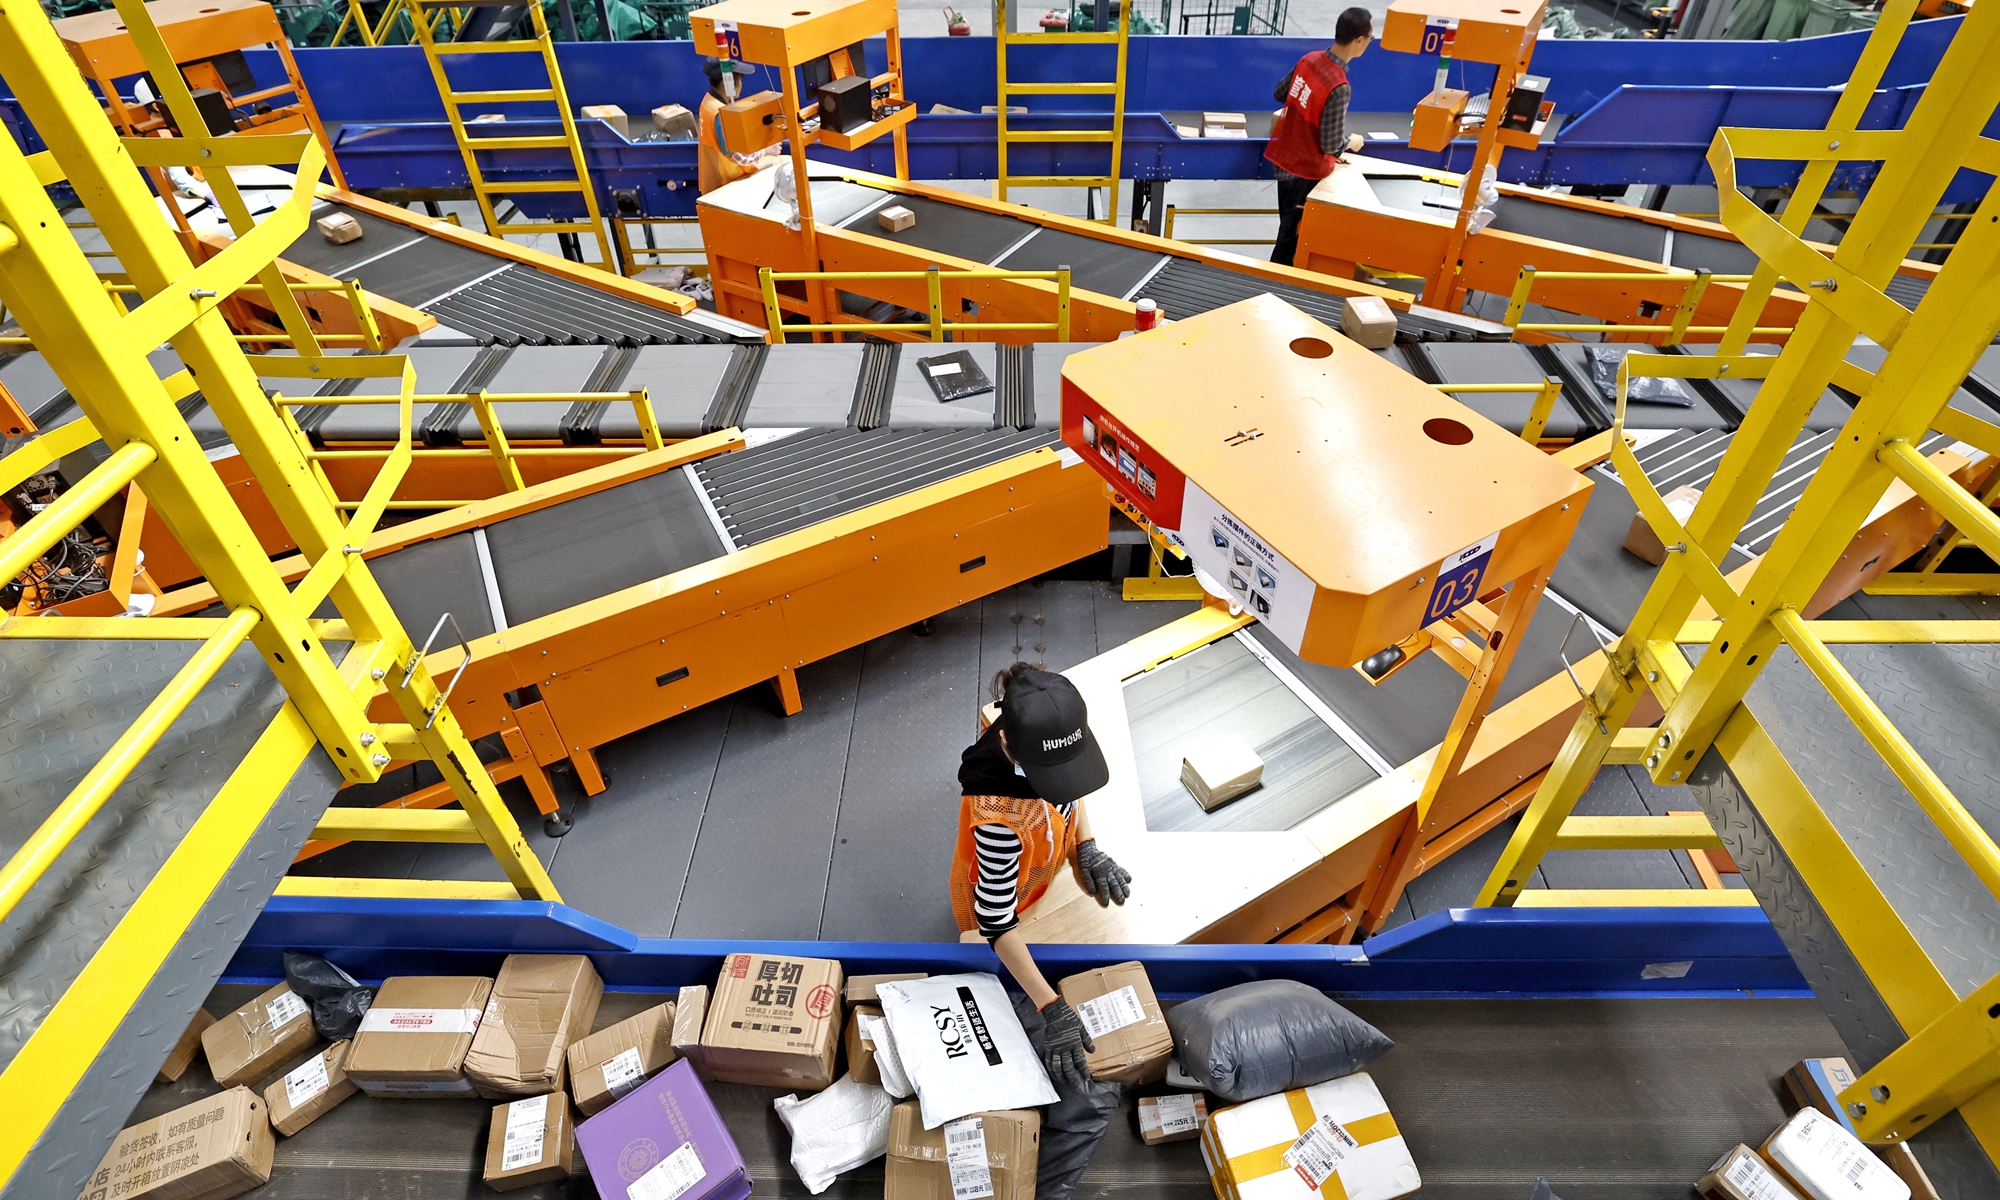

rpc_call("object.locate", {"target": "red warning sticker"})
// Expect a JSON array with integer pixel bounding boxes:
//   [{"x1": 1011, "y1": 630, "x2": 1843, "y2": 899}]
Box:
[{"x1": 807, "y1": 984, "x2": 836, "y2": 1019}]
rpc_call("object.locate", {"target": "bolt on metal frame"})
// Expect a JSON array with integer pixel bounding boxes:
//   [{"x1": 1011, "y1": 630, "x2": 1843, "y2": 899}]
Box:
[
  {"x1": 408, "y1": 0, "x2": 615, "y2": 267},
  {"x1": 994, "y1": 0, "x2": 1130, "y2": 224},
  {"x1": 1474, "y1": 0, "x2": 2000, "y2": 1158}
]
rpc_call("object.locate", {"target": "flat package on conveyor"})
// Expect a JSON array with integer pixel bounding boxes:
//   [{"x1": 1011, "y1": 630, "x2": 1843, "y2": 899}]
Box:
[{"x1": 1200, "y1": 1072, "x2": 1420, "y2": 1200}]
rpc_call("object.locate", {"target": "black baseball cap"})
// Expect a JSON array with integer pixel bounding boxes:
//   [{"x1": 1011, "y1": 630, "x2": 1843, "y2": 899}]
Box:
[{"x1": 998, "y1": 669, "x2": 1110, "y2": 804}]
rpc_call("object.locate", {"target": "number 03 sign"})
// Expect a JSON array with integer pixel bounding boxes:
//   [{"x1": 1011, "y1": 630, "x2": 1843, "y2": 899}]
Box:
[{"x1": 1426, "y1": 531, "x2": 1498, "y2": 622}]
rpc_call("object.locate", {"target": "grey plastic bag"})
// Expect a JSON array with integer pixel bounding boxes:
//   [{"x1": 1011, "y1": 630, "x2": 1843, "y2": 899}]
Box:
[
  {"x1": 1165, "y1": 980, "x2": 1393, "y2": 1103},
  {"x1": 1586, "y1": 343, "x2": 1694, "y2": 407}
]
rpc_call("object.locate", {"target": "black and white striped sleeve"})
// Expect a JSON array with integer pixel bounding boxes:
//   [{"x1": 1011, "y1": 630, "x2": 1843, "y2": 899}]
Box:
[{"x1": 973, "y1": 823, "x2": 1024, "y2": 940}]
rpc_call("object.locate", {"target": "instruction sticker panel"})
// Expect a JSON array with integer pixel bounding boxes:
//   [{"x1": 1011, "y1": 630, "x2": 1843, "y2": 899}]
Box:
[{"x1": 1181, "y1": 482, "x2": 1313, "y2": 653}]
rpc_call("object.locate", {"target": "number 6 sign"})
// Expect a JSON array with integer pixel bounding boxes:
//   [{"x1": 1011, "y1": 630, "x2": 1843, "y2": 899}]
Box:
[{"x1": 1426, "y1": 531, "x2": 1498, "y2": 622}]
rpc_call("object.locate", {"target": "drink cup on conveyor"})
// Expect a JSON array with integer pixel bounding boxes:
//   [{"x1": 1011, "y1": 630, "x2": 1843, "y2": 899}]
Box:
[{"x1": 1134, "y1": 298, "x2": 1161, "y2": 331}]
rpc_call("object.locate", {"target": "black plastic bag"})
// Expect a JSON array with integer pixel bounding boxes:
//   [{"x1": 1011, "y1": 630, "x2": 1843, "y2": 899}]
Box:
[
  {"x1": 1166, "y1": 980, "x2": 1393, "y2": 1103},
  {"x1": 282, "y1": 951, "x2": 374, "y2": 1042},
  {"x1": 1014, "y1": 993, "x2": 1125, "y2": 1200},
  {"x1": 1586, "y1": 343, "x2": 1694, "y2": 407}
]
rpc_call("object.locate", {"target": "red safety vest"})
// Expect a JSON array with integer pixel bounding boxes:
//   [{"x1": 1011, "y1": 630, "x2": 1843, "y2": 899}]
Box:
[{"x1": 1264, "y1": 51, "x2": 1349, "y2": 181}]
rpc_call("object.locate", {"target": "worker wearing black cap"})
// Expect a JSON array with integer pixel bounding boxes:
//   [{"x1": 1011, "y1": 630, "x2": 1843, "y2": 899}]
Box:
[{"x1": 951, "y1": 662, "x2": 1132, "y2": 1090}]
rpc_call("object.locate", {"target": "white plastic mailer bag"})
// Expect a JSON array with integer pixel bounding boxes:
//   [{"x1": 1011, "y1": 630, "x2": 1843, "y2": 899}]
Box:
[
  {"x1": 773, "y1": 1074, "x2": 894, "y2": 1194},
  {"x1": 877, "y1": 973, "x2": 1058, "y2": 1129},
  {"x1": 862, "y1": 1010, "x2": 915, "y2": 1099}
]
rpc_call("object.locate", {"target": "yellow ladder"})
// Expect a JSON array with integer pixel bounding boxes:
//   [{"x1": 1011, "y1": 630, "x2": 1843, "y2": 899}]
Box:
[
  {"x1": 994, "y1": 0, "x2": 1129, "y2": 223},
  {"x1": 410, "y1": 0, "x2": 614, "y2": 266},
  {"x1": 1477, "y1": 0, "x2": 2000, "y2": 1170}
]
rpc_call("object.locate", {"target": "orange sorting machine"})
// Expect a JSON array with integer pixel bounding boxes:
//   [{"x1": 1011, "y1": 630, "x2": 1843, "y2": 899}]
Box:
[
  {"x1": 1045, "y1": 295, "x2": 1590, "y2": 936},
  {"x1": 153, "y1": 417, "x2": 1106, "y2": 836}
]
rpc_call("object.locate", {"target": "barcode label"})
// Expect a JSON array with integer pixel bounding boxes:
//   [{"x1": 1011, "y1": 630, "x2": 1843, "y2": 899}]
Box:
[
  {"x1": 944, "y1": 1117, "x2": 994, "y2": 1200},
  {"x1": 500, "y1": 1095, "x2": 549, "y2": 1173},
  {"x1": 930, "y1": 362, "x2": 962, "y2": 376},
  {"x1": 282, "y1": 1054, "x2": 330, "y2": 1108},
  {"x1": 1151, "y1": 1094, "x2": 1201, "y2": 1136},
  {"x1": 602, "y1": 1047, "x2": 647, "y2": 1099},
  {"x1": 266, "y1": 990, "x2": 309, "y2": 1030},
  {"x1": 1075, "y1": 986, "x2": 1147, "y2": 1039},
  {"x1": 358, "y1": 1006, "x2": 483, "y2": 1034},
  {"x1": 1723, "y1": 1152, "x2": 1793, "y2": 1200},
  {"x1": 628, "y1": 1142, "x2": 706, "y2": 1200},
  {"x1": 1283, "y1": 1115, "x2": 1359, "y2": 1191}
]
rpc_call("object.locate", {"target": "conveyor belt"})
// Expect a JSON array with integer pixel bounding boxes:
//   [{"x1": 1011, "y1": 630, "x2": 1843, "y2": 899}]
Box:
[
  {"x1": 135, "y1": 985, "x2": 1842, "y2": 1200},
  {"x1": 1486, "y1": 195, "x2": 1668, "y2": 263},
  {"x1": 1692, "y1": 641, "x2": 2000, "y2": 1196},
  {"x1": 993, "y1": 226, "x2": 1168, "y2": 302},
  {"x1": 0, "y1": 640, "x2": 342, "y2": 1200}
]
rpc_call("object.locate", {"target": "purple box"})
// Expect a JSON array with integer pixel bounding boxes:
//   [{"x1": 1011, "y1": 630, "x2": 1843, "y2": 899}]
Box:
[{"x1": 576, "y1": 1059, "x2": 751, "y2": 1200}]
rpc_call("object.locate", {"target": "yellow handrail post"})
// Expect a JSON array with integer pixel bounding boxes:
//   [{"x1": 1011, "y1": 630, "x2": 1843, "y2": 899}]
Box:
[
  {"x1": 1056, "y1": 268, "x2": 1071, "y2": 340},
  {"x1": 759, "y1": 266, "x2": 785, "y2": 343},
  {"x1": 468, "y1": 388, "x2": 527, "y2": 491},
  {"x1": 1502, "y1": 265, "x2": 1537, "y2": 327},
  {"x1": 631, "y1": 388, "x2": 664, "y2": 452},
  {"x1": 927, "y1": 264, "x2": 945, "y2": 342},
  {"x1": 1521, "y1": 377, "x2": 1563, "y2": 444},
  {"x1": 1664, "y1": 268, "x2": 1712, "y2": 346},
  {"x1": 343, "y1": 276, "x2": 384, "y2": 351}
]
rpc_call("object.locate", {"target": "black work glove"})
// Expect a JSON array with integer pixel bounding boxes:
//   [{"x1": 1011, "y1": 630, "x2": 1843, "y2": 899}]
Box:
[
  {"x1": 1035, "y1": 998, "x2": 1096, "y2": 1092},
  {"x1": 1074, "y1": 838, "x2": 1131, "y2": 907}
]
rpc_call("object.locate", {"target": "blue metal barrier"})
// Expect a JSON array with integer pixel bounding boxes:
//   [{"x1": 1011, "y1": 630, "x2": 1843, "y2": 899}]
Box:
[{"x1": 231, "y1": 898, "x2": 1810, "y2": 999}]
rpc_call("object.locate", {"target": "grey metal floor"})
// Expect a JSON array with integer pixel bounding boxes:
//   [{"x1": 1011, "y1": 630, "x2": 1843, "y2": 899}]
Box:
[{"x1": 138, "y1": 985, "x2": 1846, "y2": 1200}]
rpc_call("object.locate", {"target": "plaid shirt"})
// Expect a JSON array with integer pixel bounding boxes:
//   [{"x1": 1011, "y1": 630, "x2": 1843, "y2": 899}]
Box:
[{"x1": 1272, "y1": 50, "x2": 1350, "y2": 182}]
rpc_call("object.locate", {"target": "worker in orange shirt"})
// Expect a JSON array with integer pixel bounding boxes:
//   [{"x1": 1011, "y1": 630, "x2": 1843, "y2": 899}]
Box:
[
  {"x1": 1266, "y1": 7, "x2": 1373, "y2": 267},
  {"x1": 697, "y1": 58, "x2": 781, "y2": 194},
  {"x1": 951, "y1": 663, "x2": 1132, "y2": 1090}
]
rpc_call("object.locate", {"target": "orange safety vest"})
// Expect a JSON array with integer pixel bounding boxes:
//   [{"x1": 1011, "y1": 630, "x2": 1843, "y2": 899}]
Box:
[
  {"x1": 1263, "y1": 51, "x2": 1349, "y2": 181},
  {"x1": 697, "y1": 93, "x2": 749, "y2": 195},
  {"x1": 950, "y1": 793, "x2": 1080, "y2": 937}
]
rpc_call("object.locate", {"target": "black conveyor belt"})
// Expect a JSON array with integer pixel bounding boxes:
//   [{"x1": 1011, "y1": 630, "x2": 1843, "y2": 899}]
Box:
[
  {"x1": 994, "y1": 227, "x2": 1167, "y2": 301},
  {"x1": 137, "y1": 985, "x2": 1847, "y2": 1200},
  {"x1": 1487, "y1": 195, "x2": 1668, "y2": 263},
  {"x1": 429, "y1": 266, "x2": 735, "y2": 347},
  {"x1": 1145, "y1": 257, "x2": 1343, "y2": 327},
  {"x1": 852, "y1": 193, "x2": 1041, "y2": 264}
]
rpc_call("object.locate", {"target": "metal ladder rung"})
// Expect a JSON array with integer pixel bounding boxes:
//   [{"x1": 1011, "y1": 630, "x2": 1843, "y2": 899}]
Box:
[
  {"x1": 1002, "y1": 130, "x2": 1117, "y2": 143},
  {"x1": 1549, "y1": 813, "x2": 1725, "y2": 851},
  {"x1": 429, "y1": 39, "x2": 552, "y2": 55},
  {"x1": 486, "y1": 220, "x2": 608, "y2": 236},
  {"x1": 1512, "y1": 889, "x2": 1761, "y2": 907},
  {"x1": 275, "y1": 876, "x2": 527, "y2": 900},
  {"x1": 1003, "y1": 81, "x2": 1118, "y2": 94},
  {"x1": 309, "y1": 809, "x2": 485, "y2": 843},
  {"x1": 447, "y1": 88, "x2": 558, "y2": 104},
  {"x1": 1003, "y1": 30, "x2": 1121, "y2": 42},
  {"x1": 462, "y1": 135, "x2": 576, "y2": 151},
  {"x1": 472, "y1": 179, "x2": 592, "y2": 194},
  {"x1": 1002, "y1": 175, "x2": 1116, "y2": 188}
]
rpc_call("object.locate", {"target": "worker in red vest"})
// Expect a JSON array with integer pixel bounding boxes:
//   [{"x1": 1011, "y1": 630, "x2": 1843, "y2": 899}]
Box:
[{"x1": 1266, "y1": 8, "x2": 1374, "y2": 267}]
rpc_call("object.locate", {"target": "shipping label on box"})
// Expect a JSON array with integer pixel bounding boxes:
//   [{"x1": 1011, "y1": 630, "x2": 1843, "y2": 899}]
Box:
[
  {"x1": 200, "y1": 983, "x2": 318, "y2": 1088},
  {"x1": 1761, "y1": 1109, "x2": 1909, "y2": 1200},
  {"x1": 1698, "y1": 1144, "x2": 1806, "y2": 1200},
  {"x1": 78, "y1": 1086, "x2": 274, "y2": 1200},
  {"x1": 345, "y1": 976, "x2": 493, "y2": 1096},
  {"x1": 266, "y1": 1040, "x2": 359, "y2": 1137},
  {"x1": 701, "y1": 953, "x2": 842, "y2": 1089},
  {"x1": 1201, "y1": 1073, "x2": 1419, "y2": 1200},
  {"x1": 1057, "y1": 961, "x2": 1173, "y2": 1086},
  {"x1": 1138, "y1": 1093, "x2": 1207, "y2": 1145},
  {"x1": 575, "y1": 1059, "x2": 750, "y2": 1200},
  {"x1": 569, "y1": 1001, "x2": 677, "y2": 1116},
  {"x1": 484, "y1": 1092, "x2": 576, "y2": 1191},
  {"x1": 466, "y1": 954, "x2": 604, "y2": 1098},
  {"x1": 884, "y1": 1102, "x2": 1039, "y2": 1200}
]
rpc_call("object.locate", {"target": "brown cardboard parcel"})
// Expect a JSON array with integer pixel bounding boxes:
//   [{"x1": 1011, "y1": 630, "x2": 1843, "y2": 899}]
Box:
[
  {"x1": 465, "y1": 954, "x2": 604, "y2": 1098},
  {"x1": 157, "y1": 1007, "x2": 216, "y2": 1084},
  {"x1": 1057, "y1": 961, "x2": 1173, "y2": 1085},
  {"x1": 701, "y1": 951, "x2": 843, "y2": 1090},
  {"x1": 1137, "y1": 1093, "x2": 1207, "y2": 1145},
  {"x1": 845, "y1": 1004, "x2": 884, "y2": 1087},
  {"x1": 567, "y1": 1000, "x2": 676, "y2": 1116},
  {"x1": 846, "y1": 973, "x2": 926, "y2": 1005},
  {"x1": 200, "y1": 983, "x2": 317, "y2": 1088},
  {"x1": 79, "y1": 1086, "x2": 274, "y2": 1200},
  {"x1": 345, "y1": 976, "x2": 493, "y2": 1097},
  {"x1": 885, "y1": 1103, "x2": 1039, "y2": 1200},
  {"x1": 483, "y1": 1092, "x2": 575, "y2": 1191},
  {"x1": 672, "y1": 984, "x2": 710, "y2": 1077},
  {"x1": 265, "y1": 1040, "x2": 359, "y2": 1137}
]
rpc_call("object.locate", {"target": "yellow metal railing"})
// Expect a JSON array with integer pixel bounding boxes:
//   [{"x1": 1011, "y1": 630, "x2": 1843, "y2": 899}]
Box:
[
  {"x1": 0, "y1": 275, "x2": 386, "y2": 349},
  {"x1": 758, "y1": 265, "x2": 1072, "y2": 342},
  {"x1": 1501, "y1": 266, "x2": 1792, "y2": 344},
  {"x1": 1430, "y1": 379, "x2": 1567, "y2": 445},
  {"x1": 1161, "y1": 205, "x2": 1278, "y2": 246},
  {"x1": 612, "y1": 215, "x2": 710, "y2": 279}
]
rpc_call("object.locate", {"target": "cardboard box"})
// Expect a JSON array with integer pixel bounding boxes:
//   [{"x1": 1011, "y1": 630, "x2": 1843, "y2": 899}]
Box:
[
  {"x1": 1180, "y1": 736, "x2": 1264, "y2": 812},
  {"x1": 1625, "y1": 484, "x2": 1702, "y2": 565},
  {"x1": 344, "y1": 975, "x2": 493, "y2": 1098},
  {"x1": 673, "y1": 985, "x2": 710, "y2": 1077},
  {"x1": 1699, "y1": 1144, "x2": 1807, "y2": 1200},
  {"x1": 1202, "y1": 126, "x2": 1248, "y2": 139},
  {"x1": 78, "y1": 1087, "x2": 274, "y2": 1200},
  {"x1": 884, "y1": 1103, "x2": 1039, "y2": 1200},
  {"x1": 1056, "y1": 961, "x2": 1172, "y2": 1086},
  {"x1": 1202, "y1": 111, "x2": 1246, "y2": 129},
  {"x1": 156, "y1": 1007, "x2": 216, "y2": 1084},
  {"x1": 581, "y1": 104, "x2": 629, "y2": 137},
  {"x1": 576, "y1": 1059, "x2": 750, "y2": 1200},
  {"x1": 652, "y1": 103, "x2": 695, "y2": 136},
  {"x1": 879, "y1": 205, "x2": 916, "y2": 233},
  {"x1": 200, "y1": 983, "x2": 318, "y2": 1088},
  {"x1": 1137, "y1": 1093, "x2": 1206, "y2": 1145},
  {"x1": 316, "y1": 212, "x2": 362, "y2": 244},
  {"x1": 1203, "y1": 1073, "x2": 1420, "y2": 1200},
  {"x1": 701, "y1": 952, "x2": 842, "y2": 1090},
  {"x1": 568, "y1": 1001, "x2": 676, "y2": 1116},
  {"x1": 1760, "y1": 1108, "x2": 1909, "y2": 1200},
  {"x1": 1876, "y1": 1143, "x2": 1940, "y2": 1200},
  {"x1": 846, "y1": 973, "x2": 927, "y2": 1005},
  {"x1": 1341, "y1": 295, "x2": 1399, "y2": 351},
  {"x1": 844, "y1": 1004, "x2": 885, "y2": 1087},
  {"x1": 484, "y1": 1092, "x2": 575, "y2": 1191},
  {"x1": 466, "y1": 954, "x2": 604, "y2": 1098},
  {"x1": 266, "y1": 1040, "x2": 359, "y2": 1137}
]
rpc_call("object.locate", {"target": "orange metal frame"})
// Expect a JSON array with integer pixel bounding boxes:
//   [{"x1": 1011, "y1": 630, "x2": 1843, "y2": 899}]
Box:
[
  {"x1": 700, "y1": 168, "x2": 1418, "y2": 340},
  {"x1": 150, "y1": 426, "x2": 1109, "y2": 836}
]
